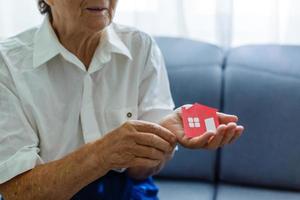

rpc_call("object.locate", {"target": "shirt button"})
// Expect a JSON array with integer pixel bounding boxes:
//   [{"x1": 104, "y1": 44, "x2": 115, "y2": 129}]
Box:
[{"x1": 127, "y1": 112, "x2": 132, "y2": 118}]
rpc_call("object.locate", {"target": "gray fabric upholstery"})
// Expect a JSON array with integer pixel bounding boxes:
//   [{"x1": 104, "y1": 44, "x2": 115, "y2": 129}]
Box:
[
  {"x1": 155, "y1": 37, "x2": 224, "y2": 181},
  {"x1": 220, "y1": 45, "x2": 300, "y2": 190},
  {"x1": 156, "y1": 179, "x2": 215, "y2": 200},
  {"x1": 216, "y1": 184, "x2": 300, "y2": 200},
  {"x1": 225, "y1": 45, "x2": 300, "y2": 77}
]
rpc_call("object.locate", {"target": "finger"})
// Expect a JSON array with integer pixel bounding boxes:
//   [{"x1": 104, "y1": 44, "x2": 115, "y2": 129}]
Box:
[
  {"x1": 165, "y1": 147, "x2": 176, "y2": 161},
  {"x1": 229, "y1": 126, "x2": 244, "y2": 144},
  {"x1": 133, "y1": 120, "x2": 177, "y2": 145},
  {"x1": 207, "y1": 124, "x2": 228, "y2": 143},
  {"x1": 220, "y1": 123, "x2": 237, "y2": 146},
  {"x1": 131, "y1": 158, "x2": 160, "y2": 168},
  {"x1": 134, "y1": 132, "x2": 173, "y2": 153},
  {"x1": 133, "y1": 145, "x2": 165, "y2": 160},
  {"x1": 217, "y1": 112, "x2": 238, "y2": 124},
  {"x1": 205, "y1": 125, "x2": 227, "y2": 149},
  {"x1": 180, "y1": 132, "x2": 215, "y2": 149}
]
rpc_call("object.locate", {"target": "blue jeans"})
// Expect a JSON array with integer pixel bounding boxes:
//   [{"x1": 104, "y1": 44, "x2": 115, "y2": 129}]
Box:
[{"x1": 71, "y1": 171, "x2": 159, "y2": 200}]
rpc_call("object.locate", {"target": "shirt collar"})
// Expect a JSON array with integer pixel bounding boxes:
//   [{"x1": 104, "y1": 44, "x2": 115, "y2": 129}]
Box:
[
  {"x1": 105, "y1": 24, "x2": 132, "y2": 61},
  {"x1": 33, "y1": 17, "x2": 132, "y2": 70},
  {"x1": 87, "y1": 24, "x2": 132, "y2": 73},
  {"x1": 33, "y1": 16, "x2": 61, "y2": 68}
]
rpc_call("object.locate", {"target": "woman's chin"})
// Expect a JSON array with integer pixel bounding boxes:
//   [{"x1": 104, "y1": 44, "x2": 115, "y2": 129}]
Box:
[
  {"x1": 85, "y1": 20, "x2": 110, "y2": 32},
  {"x1": 80, "y1": 11, "x2": 112, "y2": 32}
]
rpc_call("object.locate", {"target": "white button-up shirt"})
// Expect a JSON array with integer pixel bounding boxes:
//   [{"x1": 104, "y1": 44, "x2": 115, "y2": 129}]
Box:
[{"x1": 0, "y1": 17, "x2": 174, "y2": 184}]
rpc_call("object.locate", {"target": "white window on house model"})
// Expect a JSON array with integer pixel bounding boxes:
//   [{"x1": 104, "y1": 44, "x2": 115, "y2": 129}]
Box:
[{"x1": 188, "y1": 117, "x2": 200, "y2": 128}]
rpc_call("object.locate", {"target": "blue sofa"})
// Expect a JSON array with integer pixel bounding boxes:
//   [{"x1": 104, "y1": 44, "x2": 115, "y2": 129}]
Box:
[{"x1": 154, "y1": 37, "x2": 300, "y2": 200}]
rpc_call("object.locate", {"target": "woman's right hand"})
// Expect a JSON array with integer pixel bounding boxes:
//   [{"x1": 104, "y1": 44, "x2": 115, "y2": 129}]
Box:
[{"x1": 96, "y1": 120, "x2": 177, "y2": 172}]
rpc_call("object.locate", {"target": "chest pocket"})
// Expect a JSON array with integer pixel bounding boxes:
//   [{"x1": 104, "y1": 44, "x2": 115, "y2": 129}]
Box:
[{"x1": 104, "y1": 106, "x2": 138, "y2": 133}]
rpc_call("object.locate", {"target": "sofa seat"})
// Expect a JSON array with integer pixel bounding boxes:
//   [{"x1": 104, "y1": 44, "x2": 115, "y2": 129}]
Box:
[
  {"x1": 156, "y1": 179, "x2": 215, "y2": 200},
  {"x1": 216, "y1": 184, "x2": 300, "y2": 200}
]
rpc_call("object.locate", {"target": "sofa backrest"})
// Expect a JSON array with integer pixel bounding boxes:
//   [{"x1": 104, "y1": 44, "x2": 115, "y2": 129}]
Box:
[
  {"x1": 155, "y1": 37, "x2": 224, "y2": 181},
  {"x1": 220, "y1": 45, "x2": 300, "y2": 190}
]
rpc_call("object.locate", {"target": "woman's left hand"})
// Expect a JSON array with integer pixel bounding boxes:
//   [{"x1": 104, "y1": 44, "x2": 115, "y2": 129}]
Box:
[{"x1": 159, "y1": 106, "x2": 244, "y2": 149}]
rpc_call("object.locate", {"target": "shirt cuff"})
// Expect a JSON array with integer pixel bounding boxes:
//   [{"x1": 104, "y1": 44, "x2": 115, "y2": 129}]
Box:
[
  {"x1": 0, "y1": 146, "x2": 44, "y2": 184},
  {"x1": 112, "y1": 168, "x2": 127, "y2": 173}
]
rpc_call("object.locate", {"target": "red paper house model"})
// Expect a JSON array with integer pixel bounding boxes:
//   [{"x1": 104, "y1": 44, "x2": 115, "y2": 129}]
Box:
[{"x1": 182, "y1": 103, "x2": 220, "y2": 138}]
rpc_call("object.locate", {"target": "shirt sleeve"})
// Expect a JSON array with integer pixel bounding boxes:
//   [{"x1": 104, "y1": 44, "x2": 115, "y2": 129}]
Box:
[
  {"x1": 138, "y1": 37, "x2": 175, "y2": 123},
  {"x1": 0, "y1": 59, "x2": 44, "y2": 184}
]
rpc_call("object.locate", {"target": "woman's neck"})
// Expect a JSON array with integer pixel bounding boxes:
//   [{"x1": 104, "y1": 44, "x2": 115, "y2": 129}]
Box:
[{"x1": 52, "y1": 22, "x2": 102, "y2": 70}]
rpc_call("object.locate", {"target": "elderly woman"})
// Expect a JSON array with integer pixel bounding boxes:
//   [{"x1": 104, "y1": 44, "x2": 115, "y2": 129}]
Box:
[{"x1": 0, "y1": 0, "x2": 244, "y2": 199}]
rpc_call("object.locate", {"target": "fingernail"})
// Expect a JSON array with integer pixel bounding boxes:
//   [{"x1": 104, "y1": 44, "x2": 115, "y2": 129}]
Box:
[{"x1": 220, "y1": 124, "x2": 227, "y2": 130}]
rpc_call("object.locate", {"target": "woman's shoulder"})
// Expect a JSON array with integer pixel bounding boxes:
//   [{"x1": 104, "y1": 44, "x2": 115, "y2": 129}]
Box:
[
  {"x1": 0, "y1": 27, "x2": 37, "y2": 52},
  {"x1": 0, "y1": 27, "x2": 38, "y2": 73}
]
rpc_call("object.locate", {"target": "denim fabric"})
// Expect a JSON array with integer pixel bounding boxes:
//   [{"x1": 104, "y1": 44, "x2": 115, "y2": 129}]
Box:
[{"x1": 71, "y1": 171, "x2": 158, "y2": 200}]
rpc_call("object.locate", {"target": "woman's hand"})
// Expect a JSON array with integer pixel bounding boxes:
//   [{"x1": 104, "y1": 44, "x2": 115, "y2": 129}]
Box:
[
  {"x1": 159, "y1": 106, "x2": 244, "y2": 149},
  {"x1": 96, "y1": 120, "x2": 177, "y2": 172},
  {"x1": 126, "y1": 141, "x2": 176, "y2": 180}
]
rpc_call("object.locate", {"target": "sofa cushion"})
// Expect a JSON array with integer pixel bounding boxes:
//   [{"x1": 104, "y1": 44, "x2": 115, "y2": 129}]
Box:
[
  {"x1": 216, "y1": 184, "x2": 300, "y2": 200},
  {"x1": 156, "y1": 179, "x2": 215, "y2": 200},
  {"x1": 155, "y1": 37, "x2": 224, "y2": 108},
  {"x1": 225, "y1": 45, "x2": 300, "y2": 77},
  {"x1": 220, "y1": 45, "x2": 300, "y2": 190},
  {"x1": 155, "y1": 37, "x2": 224, "y2": 181}
]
